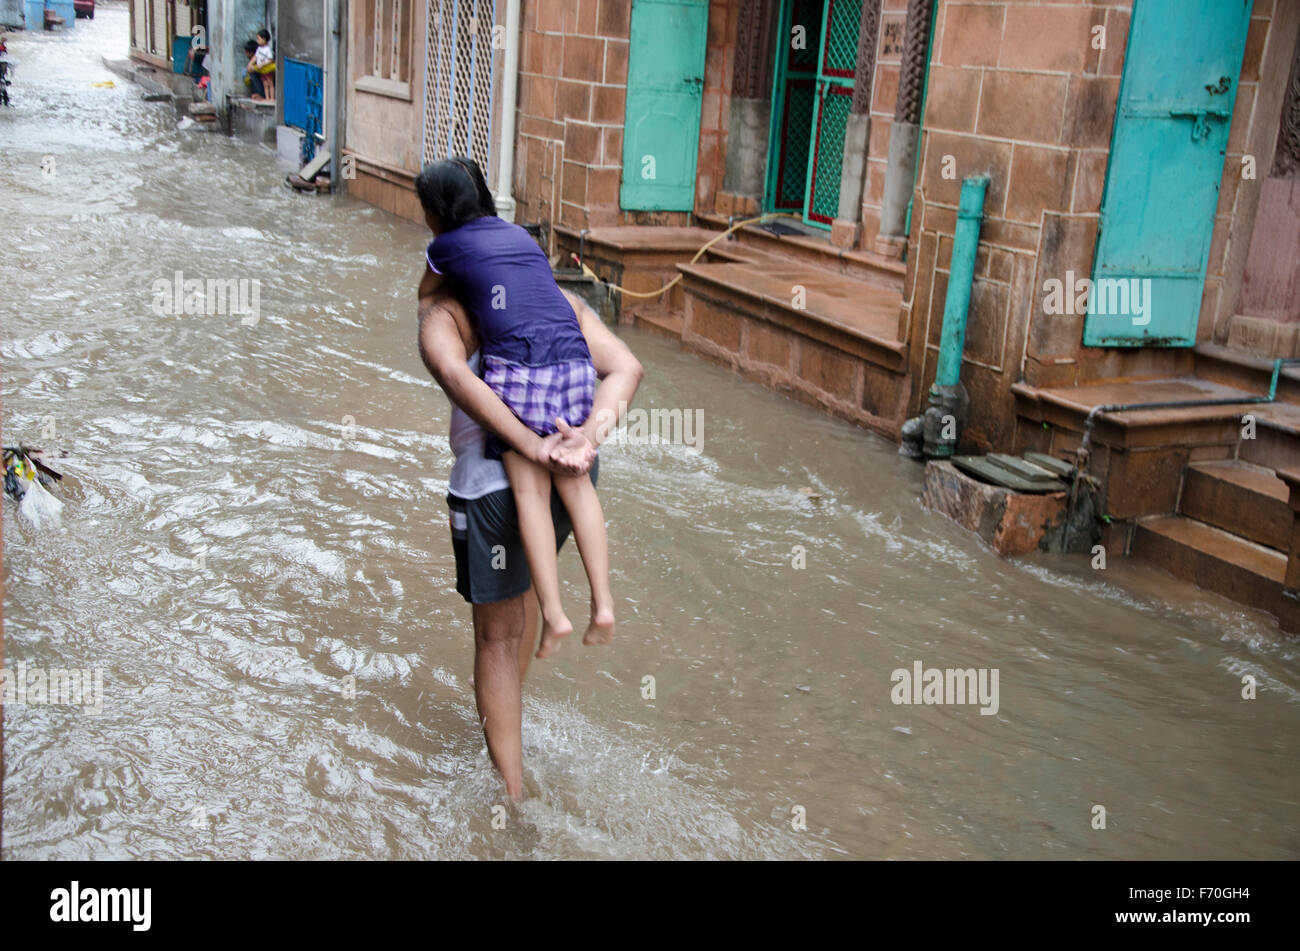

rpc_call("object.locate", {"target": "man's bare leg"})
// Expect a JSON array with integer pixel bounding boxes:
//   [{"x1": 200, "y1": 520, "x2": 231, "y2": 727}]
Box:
[
  {"x1": 518, "y1": 587, "x2": 542, "y2": 683},
  {"x1": 472, "y1": 594, "x2": 527, "y2": 800}
]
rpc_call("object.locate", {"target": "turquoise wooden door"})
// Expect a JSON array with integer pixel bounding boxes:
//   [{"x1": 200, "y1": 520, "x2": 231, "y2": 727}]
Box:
[
  {"x1": 1085, "y1": 0, "x2": 1252, "y2": 347},
  {"x1": 620, "y1": 0, "x2": 709, "y2": 211}
]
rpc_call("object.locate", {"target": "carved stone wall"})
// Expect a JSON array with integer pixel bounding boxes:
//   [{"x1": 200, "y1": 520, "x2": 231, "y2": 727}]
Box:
[
  {"x1": 732, "y1": 0, "x2": 777, "y2": 100},
  {"x1": 1274, "y1": 20, "x2": 1300, "y2": 180},
  {"x1": 894, "y1": 0, "x2": 933, "y2": 125},
  {"x1": 851, "y1": 0, "x2": 882, "y2": 117}
]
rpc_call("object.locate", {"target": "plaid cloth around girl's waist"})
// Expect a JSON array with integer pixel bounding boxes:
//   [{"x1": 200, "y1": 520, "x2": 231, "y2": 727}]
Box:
[{"x1": 482, "y1": 354, "x2": 597, "y2": 437}]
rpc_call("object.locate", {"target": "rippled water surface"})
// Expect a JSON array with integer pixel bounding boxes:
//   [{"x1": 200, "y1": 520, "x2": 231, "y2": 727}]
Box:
[{"x1": 3, "y1": 5, "x2": 1299, "y2": 860}]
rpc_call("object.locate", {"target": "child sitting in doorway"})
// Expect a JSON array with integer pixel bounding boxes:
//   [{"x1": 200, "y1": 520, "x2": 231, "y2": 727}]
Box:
[{"x1": 247, "y1": 28, "x2": 275, "y2": 101}]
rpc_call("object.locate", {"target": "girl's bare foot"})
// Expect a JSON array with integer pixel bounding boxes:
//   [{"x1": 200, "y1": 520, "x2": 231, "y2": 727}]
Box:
[
  {"x1": 583, "y1": 603, "x2": 615, "y2": 646},
  {"x1": 535, "y1": 610, "x2": 573, "y2": 659}
]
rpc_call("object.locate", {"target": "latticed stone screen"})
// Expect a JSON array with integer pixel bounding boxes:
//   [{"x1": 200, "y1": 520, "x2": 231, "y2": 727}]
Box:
[{"x1": 422, "y1": 0, "x2": 498, "y2": 177}]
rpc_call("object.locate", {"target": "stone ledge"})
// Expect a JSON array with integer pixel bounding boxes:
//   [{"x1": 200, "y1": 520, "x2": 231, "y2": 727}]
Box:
[
  {"x1": 554, "y1": 224, "x2": 720, "y2": 255},
  {"x1": 695, "y1": 211, "x2": 907, "y2": 283},
  {"x1": 921, "y1": 460, "x2": 1071, "y2": 557},
  {"x1": 678, "y1": 262, "x2": 907, "y2": 372},
  {"x1": 680, "y1": 291, "x2": 910, "y2": 439},
  {"x1": 103, "y1": 56, "x2": 198, "y2": 101},
  {"x1": 1194, "y1": 342, "x2": 1300, "y2": 404}
]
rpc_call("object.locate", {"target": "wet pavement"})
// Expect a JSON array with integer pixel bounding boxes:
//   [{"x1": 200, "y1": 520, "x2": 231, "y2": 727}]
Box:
[{"x1": 2, "y1": 4, "x2": 1298, "y2": 859}]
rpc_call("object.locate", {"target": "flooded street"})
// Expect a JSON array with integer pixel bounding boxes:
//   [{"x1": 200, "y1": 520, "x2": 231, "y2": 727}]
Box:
[{"x1": 3, "y1": 5, "x2": 1299, "y2": 860}]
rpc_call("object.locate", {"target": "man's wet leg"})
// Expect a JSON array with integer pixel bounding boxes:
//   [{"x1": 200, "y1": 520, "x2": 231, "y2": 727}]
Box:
[
  {"x1": 472, "y1": 594, "x2": 527, "y2": 800},
  {"x1": 518, "y1": 587, "x2": 542, "y2": 684}
]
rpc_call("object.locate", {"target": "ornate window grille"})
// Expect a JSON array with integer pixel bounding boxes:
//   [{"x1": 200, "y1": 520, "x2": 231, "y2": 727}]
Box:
[{"x1": 422, "y1": 0, "x2": 498, "y2": 177}]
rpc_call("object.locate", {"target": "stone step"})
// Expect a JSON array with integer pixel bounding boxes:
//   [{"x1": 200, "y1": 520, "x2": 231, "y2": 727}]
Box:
[
  {"x1": 1132, "y1": 514, "x2": 1286, "y2": 613},
  {"x1": 631, "y1": 307, "x2": 684, "y2": 340},
  {"x1": 1179, "y1": 461, "x2": 1291, "y2": 551},
  {"x1": 1013, "y1": 376, "x2": 1267, "y2": 451},
  {"x1": 677, "y1": 259, "x2": 911, "y2": 438},
  {"x1": 1012, "y1": 377, "x2": 1300, "y2": 515},
  {"x1": 677, "y1": 260, "x2": 906, "y2": 370},
  {"x1": 554, "y1": 225, "x2": 716, "y2": 328},
  {"x1": 696, "y1": 212, "x2": 906, "y2": 291},
  {"x1": 1194, "y1": 342, "x2": 1300, "y2": 405},
  {"x1": 1237, "y1": 402, "x2": 1300, "y2": 473}
]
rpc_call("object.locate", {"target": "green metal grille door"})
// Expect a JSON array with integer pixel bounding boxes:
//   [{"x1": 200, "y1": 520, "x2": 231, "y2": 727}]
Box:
[
  {"x1": 804, "y1": 0, "x2": 862, "y2": 227},
  {"x1": 1084, "y1": 0, "x2": 1252, "y2": 347},
  {"x1": 620, "y1": 0, "x2": 710, "y2": 211},
  {"x1": 775, "y1": 81, "x2": 816, "y2": 209},
  {"x1": 807, "y1": 86, "x2": 853, "y2": 223},
  {"x1": 769, "y1": 0, "x2": 823, "y2": 211}
]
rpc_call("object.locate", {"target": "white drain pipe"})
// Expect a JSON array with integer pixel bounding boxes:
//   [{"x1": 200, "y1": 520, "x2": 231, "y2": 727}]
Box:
[
  {"x1": 494, "y1": 0, "x2": 521, "y2": 221},
  {"x1": 329, "y1": 0, "x2": 344, "y2": 192}
]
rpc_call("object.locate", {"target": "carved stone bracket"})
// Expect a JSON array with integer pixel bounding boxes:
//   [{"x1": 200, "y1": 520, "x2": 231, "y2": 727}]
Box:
[
  {"x1": 851, "y1": 0, "x2": 883, "y2": 117},
  {"x1": 733, "y1": 0, "x2": 778, "y2": 101},
  {"x1": 1274, "y1": 21, "x2": 1300, "y2": 179}
]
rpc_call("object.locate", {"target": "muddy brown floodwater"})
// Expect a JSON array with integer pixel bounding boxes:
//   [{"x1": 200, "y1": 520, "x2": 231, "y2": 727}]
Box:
[{"x1": 2, "y1": 5, "x2": 1298, "y2": 860}]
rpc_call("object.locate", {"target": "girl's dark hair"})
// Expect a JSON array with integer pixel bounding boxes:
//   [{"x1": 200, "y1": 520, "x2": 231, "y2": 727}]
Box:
[
  {"x1": 256, "y1": 29, "x2": 271, "y2": 43},
  {"x1": 415, "y1": 157, "x2": 497, "y2": 232}
]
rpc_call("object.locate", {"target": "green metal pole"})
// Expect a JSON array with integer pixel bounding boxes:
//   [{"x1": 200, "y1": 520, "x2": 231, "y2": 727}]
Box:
[{"x1": 933, "y1": 176, "x2": 989, "y2": 389}]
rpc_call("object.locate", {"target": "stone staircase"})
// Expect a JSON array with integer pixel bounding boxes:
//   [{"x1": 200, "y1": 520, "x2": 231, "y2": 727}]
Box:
[
  {"x1": 555, "y1": 218, "x2": 916, "y2": 438},
  {"x1": 1014, "y1": 343, "x2": 1300, "y2": 631},
  {"x1": 674, "y1": 217, "x2": 912, "y2": 438},
  {"x1": 1133, "y1": 461, "x2": 1289, "y2": 613}
]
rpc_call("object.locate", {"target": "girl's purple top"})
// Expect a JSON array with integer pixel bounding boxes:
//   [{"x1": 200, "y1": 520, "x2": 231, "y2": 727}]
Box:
[{"x1": 426, "y1": 215, "x2": 591, "y2": 367}]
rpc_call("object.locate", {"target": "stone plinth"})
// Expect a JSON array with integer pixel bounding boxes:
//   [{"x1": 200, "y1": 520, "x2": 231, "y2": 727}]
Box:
[{"x1": 921, "y1": 460, "x2": 1069, "y2": 556}]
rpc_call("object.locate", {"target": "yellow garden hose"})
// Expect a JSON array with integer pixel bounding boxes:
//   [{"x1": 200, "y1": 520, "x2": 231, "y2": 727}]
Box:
[{"x1": 568, "y1": 212, "x2": 805, "y2": 299}]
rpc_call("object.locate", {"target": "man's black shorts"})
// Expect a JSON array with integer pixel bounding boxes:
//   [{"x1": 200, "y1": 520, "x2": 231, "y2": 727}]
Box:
[{"x1": 446, "y1": 459, "x2": 599, "y2": 605}]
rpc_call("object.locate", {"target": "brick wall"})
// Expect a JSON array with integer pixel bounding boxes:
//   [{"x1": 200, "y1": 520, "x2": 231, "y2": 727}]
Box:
[
  {"x1": 514, "y1": 0, "x2": 631, "y2": 235},
  {"x1": 900, "y1": 0, "x2": 1289, "y2": 453},
  {"x1": 1208, "y1": 0, "x2": 1294, "y2": 355},
  {"x1": 900, "y1": 0, "x2": 1133, "y2": 452},
  {"x1": 857, "y1": 0, "x2": 908, "y2": 249},
  {"x1": 899, "y1": 0, "x2": 1112, "y2": 452},
  {"x1": 697, "y1": 0, "x2": 736, "y2": 215},
  {"x1": 513, "y1": 0, "x2": 740, "y2": 238},
  {"x1": 899, "y1": 0, "x2": 1287, "y2": 454}
]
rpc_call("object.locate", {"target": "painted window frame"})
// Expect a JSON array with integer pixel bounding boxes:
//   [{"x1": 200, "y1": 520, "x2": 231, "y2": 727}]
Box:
[{"x1": 357, "y1": 0, "x2": 414, "y2": 100}]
